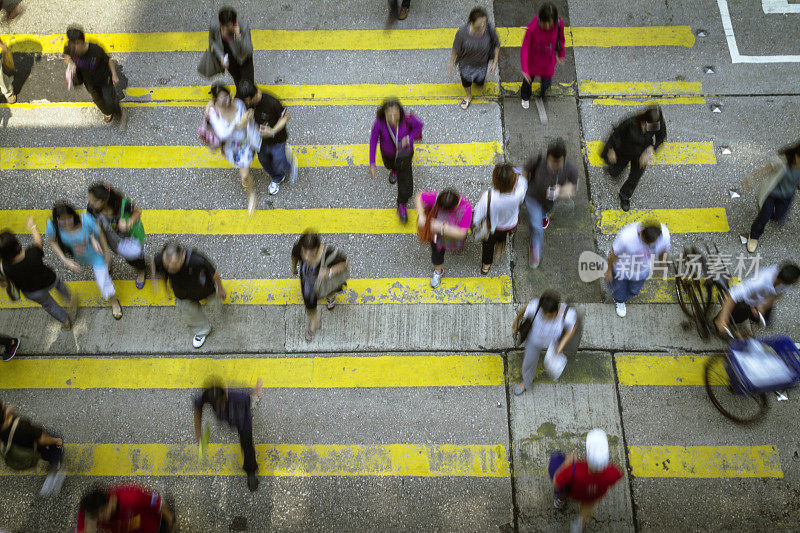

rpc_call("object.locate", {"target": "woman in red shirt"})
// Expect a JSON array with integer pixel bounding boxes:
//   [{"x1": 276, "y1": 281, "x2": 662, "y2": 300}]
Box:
[{"x1": 519, "y1": 2, "x2": 565, "y2": 118}]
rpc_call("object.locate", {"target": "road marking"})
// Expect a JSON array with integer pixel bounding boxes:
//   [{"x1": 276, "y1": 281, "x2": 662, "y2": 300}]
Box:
[
  {"x1": 0, "y1": 143, "x2": 501, "y2": 170},
  {"x1": 762, "y1": 0, "x2": 800, "y2": 13},
  {"x1": 634, "y1": 277, "x2": 739, "y2": 304},
  {"x1": 0, "y1": 276, "x2": 512, "y2": 308},
  {"x1": 615, "y1": 354, "x2": 713, "y2": 385},
  {"x1": 599, "y1": 208, "x2": 729, "y2": 234},
  {"x1": 0, "y1": 354, "x2": 504, "y2": 389},
  {"x1": 0, "y1": 208, "x2": 421, "y2": 235},
  {"x1": 585, "y1": 141, "x2": 717, "y2": 166},
  {"x1": 718, "y1": 0, "x2": 800, "y2": 63},
  {"x1": 588, "y1": 97, "x2": 706, "y2": 106},
  {"x1": 628, "y1": 445, "x2": 783, "y2": 478},
  {"x1": 0, "y1": 443, "x2": 510, "y2": 478},
  {"x1": 579, "y1": 80, "x2": 703, "y2": 96},
  {"x1": 0, "y1": 26, "x2": 694, "y2": 53}
]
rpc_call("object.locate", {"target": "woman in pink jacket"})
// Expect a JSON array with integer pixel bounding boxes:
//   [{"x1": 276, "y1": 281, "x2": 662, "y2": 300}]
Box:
[{"x1": 520, "y1": 3, "x2": 565, "y2": 117}]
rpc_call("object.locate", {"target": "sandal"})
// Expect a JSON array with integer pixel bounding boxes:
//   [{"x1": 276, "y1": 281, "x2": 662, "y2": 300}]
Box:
[
  {"x1": 460, "y1": 97, "x2": 472, "y2": 110},
  {"x1": 326, "y1": 297, "x2": 336, "y2": 310},
  {"x1": 111, "y1": 302, "x2": 123, "y2": 320},
  {"x1": 135, "y1": 272, "x2": 146, "y2": 290},
  {"x1": 480, "y1": 264, "x2": 491, "y2": 275},
  {"x1": 305, "y1": 327, "x2": 314, "y2": 342}
]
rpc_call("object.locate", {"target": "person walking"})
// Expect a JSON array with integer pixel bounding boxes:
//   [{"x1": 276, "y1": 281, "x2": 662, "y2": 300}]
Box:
[
  {"x1": 603, "y1": 220, "x2": 670, "y2": 318},
  {"x1": 715, "y1": 262, "x2": 800, "y2": 337},
  {"x1": 369, "y1": 98, "x2": 424, "y2": 223},
  {"x1": 386, "y1": 0, "x2": 411, "y2": 26},
  {"x1": 153, "y1": 242, "x2": 225, "y2": 348},
  {"x1": 0, "y1": 335, "x2": 19, "y2": 362},
  {"x1": 472, "y1": 163, "x2": 527, "y2": 274},
  {"x1": 291, "y1": 232, "x2": 350, "y2": 342},
  {"x1": 193, "y1": 379, "x2": 263, "y2": 492},
  {"x1": 199, "y1": 7, "x2": 253, "y2": 89},
  {"x1": 415, "y1": 189, "x2": 472, "y2": 288},
  {"x1": 76, "y1": 484, "x2": 177, "y2": 532},
  {"x1": 519, "y1": 2, "x2": 565, "y2": 122},
  {"x1": 0, "y1": 217, "x2": 76, "y2": 329},
  {"x1": 0, "y1": 37, "x2": 16, "y2": 103},
  {"x1": 600, "y1": 106, "x2": 666, "y2": 211},
  {"x1": 0, "y1": 401, "x2": 65, "y2": 496},
  {"x1": 63, "y1": 27, "x2": 125, "y2": 127},
  {"x1": 511, "y1": 290, "x2": 577, "y2": 395},
  {"x1": 87, "y1": 183, "x2": 148, "y2": 289},
  {"x1": 742, "y1": 141, "x2": 800, "y2": 253},
  {"x1": 46, "y1": 202, "x2": 123, "y2": 320},
  {"x1": 206, "y1": 83, "x2": 262, "y2": 214},
  {"x1": 449, "y1": 7, "x2": 500, "y2": 110},
  {"x1": 524, "y1": 139, "x2": 579, "y2": 267},
  {"x1": 237, "y1": 81, "x2": 298, "y2": 196},
  {"x1": 550, "y1": 429, "x2": 624, "y2": 533},
  {"x1": 0, "y1": 1, "x2": 22, "y2": 20}
]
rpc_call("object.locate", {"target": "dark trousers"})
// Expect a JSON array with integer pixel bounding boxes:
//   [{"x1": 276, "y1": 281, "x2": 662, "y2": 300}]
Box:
[
  {"x1": 380, "y1": 148, "x2": 414, "y2": 205},
  {"x1": 731, "y1": 302, "x2": 773, "y2": 325},
  {"x1": 605, "y1": 151, "x2": 646, "y2": 201},
  {"x1": 238, "y1": 425, "x2": 258, "y2": 474},
  {"x1": 481, "y1": 229, "x2": 511, "y2": 264},
  {"x1": 430, "y1": 243, "x2": 445, "y2": 266},
  {"x1": 85, "y1": 80, "x2": 120, "y2": 117},
  {"x1": 388, "y1": 0, "x2": 410, "y2": 17},
  {"x1": 39, "y1": 442, "x2": 63, "y2": 470},
  {"x1": 0, "y1": 335, "x2": 14, "y2": 353},
  {"x1": 521, "y1": 77, "x2": 552, "y2": 100},
  {"x1": 228, "y1": 55, "x2": 255, "y2": 90},
  {"x1": 749, "y1": 194, "x2": 794, "y2": 240},
  {"x1": 125, "y1": 256, "x2": 147, "y2": 272}
]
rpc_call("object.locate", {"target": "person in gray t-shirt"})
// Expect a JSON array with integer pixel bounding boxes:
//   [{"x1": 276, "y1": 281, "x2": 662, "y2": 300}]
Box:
[{"x1": 449, "y1": 6, "x2": 500, "y2": 110}]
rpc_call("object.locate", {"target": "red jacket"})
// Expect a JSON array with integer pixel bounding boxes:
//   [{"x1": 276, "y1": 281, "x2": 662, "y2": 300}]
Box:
[{"x1": 520, "y1": 16, "x2": 565, "y2": 79}]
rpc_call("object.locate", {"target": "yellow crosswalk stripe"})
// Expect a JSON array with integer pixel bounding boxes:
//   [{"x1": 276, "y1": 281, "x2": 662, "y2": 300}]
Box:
[
  {"x1": 579, "y1": 80, "x2": 703, "y2": 96},
  {"x1": 0, "y1": 143, "x2": 500, "y2": 170},
  {"x1": 585, "y1": 141, "x2": 717, "y2": 166},
  {"x1": 628, "y1": 445, "x2": 783, "y2": 478},
  {"x1": 0, "y1": 276, "x2": 512, "y2": 308},
  {"x1": 1, "y1": 26, "x2": 694, "y2": 54},
  {"x1": 0, "y1": 443, "x2": 510, "y2": 478},
  {"x1": 615, "y1": 354, "x2": 713, "y2": 385},
  {"x1": 0, "y1": 354, "x2": 505, "y2": 389},
  {"x1": 630, "y1": 277, "x2": 740, "y2": 304},
  {"x1": 599, "y1": 208, "x2": 729, "y2": 234}
]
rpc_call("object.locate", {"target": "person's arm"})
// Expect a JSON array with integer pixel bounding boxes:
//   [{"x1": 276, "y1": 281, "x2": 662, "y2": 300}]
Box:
[
  {"x1": 117, "y1": 203, "x2": 141, "y2": 233},
  {"x1": 48, "y1": 238, "x2": 81, "y2": 272},
  {"x1": 511, "y1": 306, "x2": 526, "y2": 336},
  {"x1": 714, "y1": 293, "x2": 735, "y2": 334},
  {"x1": 108, "y1": 56, "x2": 119, "y2": 85},
  {"x1": 604, "y1": 250, "x2": 618, "y2": 282},
  {"x1": 556, "y1": 19, "x2": 566, "y2": 63},
  {"x1": 556, "y1": 310, "x2": 578, "y2": 354},
  {"x1": 553, "y1": 450, "x2": 579, "y2": 490},
  {"x1": 472, "y1": 192, "x2": 488, "y2": 227},
  {"x1": 193, "y1": 404, "x2": 203, "y2": 441},
  {"x1": 407, "y1": 113, "x2": 424, "y2": 141},
  {"x1": 520, "y1": 23, "x2": 533, "y2": 80},
  {"x1": 232, "y1": 21, "x2": 254, "y2": 61},
  {"x1": 490, "y1": 45, "x2": 500, "y2": 73},
  {"x1": 27, "y1": 216, "x2": 43, "y2": 248},
  {"x1": 209, "y1": 25, "x2": 225, "y2": 62},
  {"x1": 653, "y1": 116, "x2": 667, "y2": 150},
  {"x1": 558, "y1": 182, "x2": 576, "y2": 198},
  {"x1": 322, "y1": 257, "x2": 349, "y2": 280},
  {"x1": 95, "y1": 228, "x2": 112, "y2": 266},
  {"x1": 449, "y1": 47, "x2": 459, "y2": 77},
  {"x1": 271, "y1": 109, "x2": 290, "y2": 134},
  {"x1": 37, "y1": 431, "x2": 63, "y2": 447},
  {"x1": 430, "y1": 219, "x2": 469, "y2": 240},
  {"x1": 369, "y1": 120, "x2": 380, "y2": 176},
  {"x1": 415, "y1": 194, "x2": 427, "y2": 228},
  {"x1": 489, "y1": 24, "x2": 500, "y2": 73},
  {"x1": 212, "y1": 270, "x2": 226, "y2": 300}
]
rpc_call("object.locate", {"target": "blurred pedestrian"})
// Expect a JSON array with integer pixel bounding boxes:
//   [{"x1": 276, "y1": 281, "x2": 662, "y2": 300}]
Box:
[
  {"x1": 46, "y1": 202, "x2": 122, "y2": 320},
  {"x1": 206, "y1": 83, "x2": 261, "y2": 214},
  {"x1": 715, "y1": 262, "x2": 800, "y2": 337},
  {"x1": 600, "y1": 106, "x2": 666, "y2": 211},
  {"x1": 519, "y1": 2, "x2": 565, "y2": 122},
  {"x1": 415, "y1": 189, "x2": 472, "y2": 288},
  {"x1": 193, "y1": 379, "x2": 263, "y2": 492},
  {"x1": 449, "y1": 7, "x2": 500, "y2": 110},
  {"x1": 472, "y1": 163, "x2": 527, "y2": 274},
  {"x1": 603, "y1": 220, "x2": 670, "y2": 318},
  {"x1": 550, "y1": 429, "x2": 624, "y2": 533},
  {"x1": 0, "y1": 1, "x2": 21, "y2": 20},
  {"x1": 0, "y1": 401, "x2": 65, "y2": 496},
  {"x1": 76, "y1": 484, "x2": 177, "y2": 532},
  {"x1": 153, "y1": 242, "x2": 226, "y2": 349},
  {"x1": 743, "y1": 140, "x2": 800, "y2": 253},
  {"x1": 87, "y1": 183, "x2": 148, "y2": 289},
  {"x1": 0, "y1": 335, "x2": 19, "y2": 362},
  {"x1": 369, "y1": 98, "x2": 424, "y2": 223},
  {"x1": 0, "y1": 37, "x2": 16, "y2": 103},
  {"x1": 237, "y1": 81, "x2": 298, "y2": 196},
  {"x1": 199, "y1": 7, "x2": 253, "y2": 89},
  {"x1": 511, "y1": 290, "x2": 577, "y2": 395},
  {"x1": 524, "y1": 139, "x2": 578, "y2": 267},
  {"x1": 386, "y1": 0, "x2": 411, "y2": 26},
  {"x1": 0, "y1": 217, "x2": 76, "y2": 329},
  {"x1": 291, "y1": 232, "x2": 350, "y2": 341},
  {"x1": 63, "y1": 27, "x2": 125, "y2": 127}
]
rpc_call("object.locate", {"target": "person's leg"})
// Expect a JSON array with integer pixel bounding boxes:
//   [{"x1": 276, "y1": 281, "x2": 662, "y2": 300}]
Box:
[
  {"x1": 395, "y1": 154, "x2": 413, "y2": 206},
  {"x1": 84, "y1": 83, "x2": 114, "y2": 117},
  {"x1": 100, "y1": 79, "x2": 121, "y2": 117},
  {"x1": 625, "y1": 277, "x2": 648, "y2": 300},
  {"x1": 0, "y1": 68, "x2": 14, "y2": 101},
  {"x1": 239, "y1": 55, "x2": 255, "y2": 87},
  {"x1": 92, "y1": 263, "x2": 121, "y2": 317},
  {"x1": 23, "y1": 287, "x2": 69, "y2": 324},
  {"x1": 430, "y1": 244, "x2": 445, "y2": 287},
  {"x1": 237, "y1": 425, "x2": 258, "y2": 474},
  {"x1": 379, "y1": 146, "x2": 397, "y2": 183},
  {"x1": 0, "y1": 335, "x2": 13, "y2": 352},
  {"x1": 520, "y1": 78, "x2": 533, "y2": 102},
  {"x1": 387, "y1": 0, "x2": 399, "y2": 19},
  {"x1": 268, "y1": 142, "x2": 291, "y2": 185},
  {"x1": 481, "y1": 233, "x2": 496, "y2": 267},
  {"x1": 539, "y1": 77, "x2": 552, "y2": 99},
  {"x1": 460, "y1": 74, "x2": 473, "y2": 104},
  {"x1": 771, "y1": 195, "x2": 793, "y2": 223},
  {"x1": 525, "y1": 196, "x2": 545, "y2": 267},
  {"x1": 619, "y1": 155, "x2": 646, "y2": 202},
  {"x1": 521, "y1": 340, "x2": 543, "y2": 390},
  {"x1": 609, "y1": 276, "x2": 630, "y2": 303},
  {"x1": 240, "y1": 166, "x2": 256, "y2": 213},
  {"x1": 749, "y1": 196, "x2": 776, "y2": 240},
  {"x1": 175, "y1": 298, "x2": 212, "y2": 336}
]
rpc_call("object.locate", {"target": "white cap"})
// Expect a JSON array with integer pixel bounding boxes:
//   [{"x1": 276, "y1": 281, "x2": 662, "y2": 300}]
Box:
[{"x1": 586, "y1": 429, "x2": 609, "y2": 471}]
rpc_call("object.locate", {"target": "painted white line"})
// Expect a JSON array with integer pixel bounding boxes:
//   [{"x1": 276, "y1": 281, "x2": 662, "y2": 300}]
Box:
[
  {"x1": 762, "y1": 0, "x2": 800, "y2": 14},
  {"x1": 718, "y1": 0, "x2": 800, "y2": 63}
]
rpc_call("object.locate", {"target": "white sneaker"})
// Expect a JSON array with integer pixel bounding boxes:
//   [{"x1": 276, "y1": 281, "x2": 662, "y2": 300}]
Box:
[
  {"x1": 615, "y1": 302, "x2": 627, "y2": 317},
  {"x1": 40, "y1": 469, "x2": 65, "y2": 497},
  {"x1": 521, "y1": 99, "x2": 530, "y2": 109},
  {"x1": 192, "y1": 334, "x2": 207, "y2": 348},
  {"x1": 268, "y1": 181, "x2": 280, "y2": 195},
  {"x1": 570, "y1": 516, "x2": 584, "y2": 533},
  {"x1": 430, "y1": 269, "x2": 443, "y2": 288}
]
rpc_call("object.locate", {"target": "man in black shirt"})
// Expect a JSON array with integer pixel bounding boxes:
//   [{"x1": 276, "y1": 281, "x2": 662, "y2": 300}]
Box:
[
  {"x1": 237, "y1": 80, "x2": 298, "y2": 196},
  {"x1": 600, "y1": 106, "x2": 666, "y2": 211},
  {"x1": 63, "y1": 26, "x2": 125, "y2": 127},
  {"x1": 153, "y1": 242, "x2": 226, "y2": 348}
]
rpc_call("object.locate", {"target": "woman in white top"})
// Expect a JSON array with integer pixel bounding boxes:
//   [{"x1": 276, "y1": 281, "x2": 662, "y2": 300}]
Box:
[
  {"x1": 206, "y1": 83, "x2": 262, "y2": 214},
  {"x1": 511, "y1": 290, "x2": 577, "y2": 395},
  {"x1": 472, "y1": 164, "x2": 528, "y2": 274}
]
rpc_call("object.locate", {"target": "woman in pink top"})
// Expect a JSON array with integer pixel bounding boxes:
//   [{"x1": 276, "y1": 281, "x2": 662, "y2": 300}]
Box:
[
  {"x1": 415, "y1": 189, "x2": 472, "y2": 288},
  {"x1": 520, "y1": 3, "x2": 565, "y2": 112}
]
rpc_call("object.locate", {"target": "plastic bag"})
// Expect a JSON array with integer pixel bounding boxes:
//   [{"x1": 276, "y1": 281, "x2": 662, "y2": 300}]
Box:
[{"x1": 544, "y1": 343, "x2": 567, "y2": 381}]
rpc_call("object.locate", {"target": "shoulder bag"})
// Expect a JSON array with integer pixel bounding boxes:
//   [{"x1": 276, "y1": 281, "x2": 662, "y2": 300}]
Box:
[
  {"x1": 472, "y1": 189, "x2": 493, "y2": 242},
  {"x1": 314, "y1": 245, "x2": 350, "y2": 298},
  {"x1": 0, "y1": 418, "x2": 40, "y2": 471},
  {"x1": 515, "y1": 301, "x2": 540, "y2": 346}
]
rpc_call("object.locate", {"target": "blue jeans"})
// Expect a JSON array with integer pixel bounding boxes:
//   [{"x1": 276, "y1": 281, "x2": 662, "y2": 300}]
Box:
[
  {"x1": 257, "y1": 142, "x2": 291, "y2": 184},
  {"x1": 608, "y1": 276, "x2": 647, "y2": 303},
  {"x1": 525, "y1": 195, "x2": 545, "y2": 261},
  {"x1": 750, "y1": 194, "x2": 794, "y2": 240}
]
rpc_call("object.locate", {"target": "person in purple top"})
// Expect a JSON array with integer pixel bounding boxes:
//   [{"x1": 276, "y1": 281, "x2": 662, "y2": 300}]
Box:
[{"x1": 369, "y1": 98, "x2": 424, "y2": 223}]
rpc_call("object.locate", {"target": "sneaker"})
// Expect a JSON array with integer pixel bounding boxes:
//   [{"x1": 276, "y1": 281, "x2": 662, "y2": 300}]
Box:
[
  {"x1": 3, "y1": 338, "x2": 19, "y2": 362},
  {"x1": 6, "y1": 94, "x2": 16, "y2": 104},
  {"x1": 542, "y1": 215, "x2": 550, "y2": 229},
  {"x1": 61, "y1": 317, "x2": 72, "y2": 331},
  {"x1": 268, "y1": 181, "x2": 280, "y2": 195},
  {"x1": 746, "y1": 237, "x2": 758, "y2": 253},
  {"x1": 192, "y1": 334, "x2": 207, "y2": 349},
  {"x1": 615, "y1": 302, "x2": 627, "y2": 318},
  {"x1": 397, "y1": 203, "x2": 408, "y2": 223},
  {"x1": 247, "y1": 473, "x2": 260, "y2": 492},
  {"x1": 398, "y1": 6, "x2": 409, "y2": 19},
  {"x1": 521, "y1": 99, "x2": 529, "y2": 109},
  {"x1": 40, "y1": 470, "x2": 66, "y2": 497},
  {"x1": 103, "y1": 114, "x2": 113, "y2": 123},
  {"x1": 554, "y1": 496, "x2": 566, "y2": 509},
  {"x1": 389, "y1": 171, "x2": 398, "y2": 185},
  {"x1": 619, "y1": 195, "x2": 630, "y2": 212},
  {"x1": 570, "y1": 516, "x2": 584, "y2": 533},
  {"x1": 430, "y1": 269, "x2": 443, "y2": 288}
]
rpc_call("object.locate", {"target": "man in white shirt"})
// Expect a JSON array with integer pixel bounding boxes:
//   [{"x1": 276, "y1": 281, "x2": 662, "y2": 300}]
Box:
[
  {"x1": 603, "y1": 221, "x2": 670, "y2": 317},
  {"x1": 715, "y1": 262, "x2": 799, "y2": 336}
]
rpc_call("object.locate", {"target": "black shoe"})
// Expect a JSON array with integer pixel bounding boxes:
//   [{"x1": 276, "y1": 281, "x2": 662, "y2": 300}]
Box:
[
  {"x1": 3, "y1": 338, "x2": 19, "y2": 362},
  {"x1": 247, "y1": 473, "x2": 259, "y2": 491},
  {"x1": 619, "y1": 196, "x2": 630, "y2": 212},
  {"x1": 388, "y1": 171, "x2": 397, "y2": 184}
]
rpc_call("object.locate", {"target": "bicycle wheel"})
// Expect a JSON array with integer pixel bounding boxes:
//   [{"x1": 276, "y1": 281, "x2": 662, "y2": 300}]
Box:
[
  {"x1": 687, "y1": 281, "x2": 710, "y2": 339},
  {"x1": 704, "y1": 355, "x2": 768, "y2": 424},
  {"x1": 675, "y1": 278, "x2": 694, "y2": 317}
]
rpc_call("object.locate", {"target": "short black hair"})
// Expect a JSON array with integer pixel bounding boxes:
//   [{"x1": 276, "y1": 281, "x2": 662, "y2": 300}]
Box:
[
  {"x1": 539, "y1": 290, "x2": 561, "y2": 313},
  {"x1": 80, "y1": 487, "x2": 110, "y2": 518},
  {"x1": 778, "y1": 140, "x2": 800, "y2": 166},
  {"x1": 88, "y1": 182, "x2": 123, "y2": 213},
  {"x1": 298, "y1": 232, "x2": 321, "y2": 252},
  {"x1": 636, "y1": 106, "x2": 662, "y2": 125},
  {"x1": 778, "y1": 262, "x2": 800, "y2": 285},
  {"x1": 161, "y1": 241, "x2": 185, "y2": 262},
  {"x1": 547, "y1": 138, "x2": 567, "y2": 160},
  {"x1": 218, "y1": 7, "x2": 237, "y2": 25},
  {"x1": 52, "y1": 202, "x2": 81, "y2": 227},
  {"x1": 376, "y1": 97, "x2": 405, "y2": 123},
  {"x1": 236, "y1": 80, "x2": 257, "y2": 100},
  {"x1": 210, "y1": 83, "x2": 231, "y2": 101},
  {"x1": 468, "y1": 6, "x2": 488, "y2": 24},
  {"x1": 435, "y1": 189, "x2": 460, "y2": 211},
  {"x1": 538, "y1": 2, "x2": 559, "y2": 24},
  {"x1": 0, "y1": 231, "x2": 21, "y2": 263},
  {"x1": 66, "y1": 26, "x2": 85, "y2": 43},
  {"x1": 201, "y1": 386, "x2": 227, "y2": 411},
  {"x1": 640, "y1": 223, "x2": 662, "y2": 244}
]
